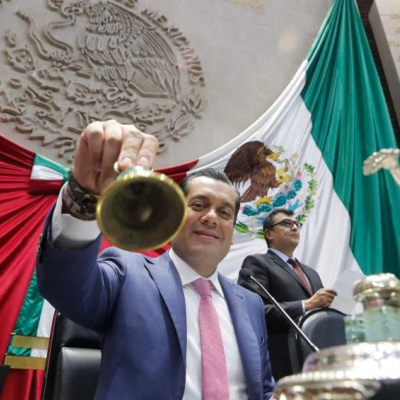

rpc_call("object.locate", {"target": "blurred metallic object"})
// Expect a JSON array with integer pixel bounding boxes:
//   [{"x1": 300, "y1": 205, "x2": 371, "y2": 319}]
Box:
[
  {"x1": 363, "y1": 148, "x2": 400, "y2": 186},
  {"x1": 275, "y1": 273, "x2": 400, "y2": 399},
  {"x1": 274, "y1": 342, "x2": 400, "y2": 399},
  {"x1": 97, "y1": 166, "x2": 187, "y2": 251},
  {"x1": 353, "y1": 273, "x2": 400, "y2": 311}
]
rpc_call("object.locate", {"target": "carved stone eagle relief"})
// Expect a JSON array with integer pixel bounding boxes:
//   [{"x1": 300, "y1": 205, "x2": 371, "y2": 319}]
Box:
[{"x1": 0, "y1": 0, "x2": 207, "y2": 163}]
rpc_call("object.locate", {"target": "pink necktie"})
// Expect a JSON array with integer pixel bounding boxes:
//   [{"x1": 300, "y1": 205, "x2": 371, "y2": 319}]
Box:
[
  {"x1": 288, "y1": 258, "x2": 313, "y2": 295},
  {"x1": 192, "y1": 279, "x2": 230, "y2": 400}
]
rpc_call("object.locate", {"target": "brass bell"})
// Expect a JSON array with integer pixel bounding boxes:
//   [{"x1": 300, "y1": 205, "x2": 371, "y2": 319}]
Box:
[{"x1": 96, "y1": 166, "x2": 187, "y2": 251}]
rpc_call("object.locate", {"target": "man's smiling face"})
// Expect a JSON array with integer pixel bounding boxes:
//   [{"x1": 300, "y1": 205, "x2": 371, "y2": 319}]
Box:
[{"x1": 171, "y1": 176, "x2": 237, "y2": 273}]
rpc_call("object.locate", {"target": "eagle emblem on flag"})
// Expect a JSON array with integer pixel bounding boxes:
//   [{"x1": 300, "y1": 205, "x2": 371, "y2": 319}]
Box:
[{"x1": 224, "y1": 141, "x2": 318, "y2": 239}]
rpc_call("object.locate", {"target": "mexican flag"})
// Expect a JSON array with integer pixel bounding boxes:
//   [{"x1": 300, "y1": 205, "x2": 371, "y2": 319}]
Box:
[
  {"x1": 1, "y1": 0, "x2": 399, "y2": 398},
  {"x1": 170, "y1": 0, "x2": 400, "y2": 311}
]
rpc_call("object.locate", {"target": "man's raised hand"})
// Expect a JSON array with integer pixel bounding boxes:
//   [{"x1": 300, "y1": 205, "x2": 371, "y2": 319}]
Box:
[{"x1": 72, "y1": 120, "x2": 159, "y2": 195}]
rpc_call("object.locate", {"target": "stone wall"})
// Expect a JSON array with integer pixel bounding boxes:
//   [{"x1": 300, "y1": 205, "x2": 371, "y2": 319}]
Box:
[{"x1": 0, "y1": 0, "x2": 331, "y2": 167}]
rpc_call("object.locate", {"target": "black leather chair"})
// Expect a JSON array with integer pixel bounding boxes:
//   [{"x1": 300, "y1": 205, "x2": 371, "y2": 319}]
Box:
[
  {"x1": 294, "y1": 308, "x2": 347, "y2": 371},
  {"x1": 42, "y1": 312, "x2": 102, "y2": 400},
  {"x1": 0, "y1": 364, "x2": 10, "y2": 397}
]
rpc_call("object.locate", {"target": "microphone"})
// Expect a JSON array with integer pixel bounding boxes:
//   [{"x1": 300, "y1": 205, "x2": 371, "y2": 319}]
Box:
[{"x1": 239, "y1": 269, "x2": 320, "y2": 353}]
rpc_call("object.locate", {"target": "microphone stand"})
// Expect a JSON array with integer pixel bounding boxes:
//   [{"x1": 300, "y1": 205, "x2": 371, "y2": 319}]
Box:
[{"x1": 248, "y1": 274, "x2": 320, "y2": 353}]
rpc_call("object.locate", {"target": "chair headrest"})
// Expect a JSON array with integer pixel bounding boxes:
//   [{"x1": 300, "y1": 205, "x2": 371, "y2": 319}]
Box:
[{"x1": 55, "y1": 314, "x2": 101, "y2": 349}]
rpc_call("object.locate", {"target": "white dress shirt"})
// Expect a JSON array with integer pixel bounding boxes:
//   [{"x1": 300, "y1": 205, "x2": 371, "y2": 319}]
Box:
[
  {"x1": 169, "y1": 250, "x2": 247, "y2": 400},
  {"x1": 50, "y1": 187, "x2": 248, "y2": 399}
]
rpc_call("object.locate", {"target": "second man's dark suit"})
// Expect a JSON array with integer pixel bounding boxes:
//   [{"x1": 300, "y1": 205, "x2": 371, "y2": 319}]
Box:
[{"x1": 238, "y1": 249, "x2": 323, "y2": 381}]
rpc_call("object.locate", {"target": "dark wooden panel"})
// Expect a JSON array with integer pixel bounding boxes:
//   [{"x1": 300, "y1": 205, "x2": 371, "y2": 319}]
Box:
[{"x1": 356, "y1": 0, "x2": 400, "y2": 145}]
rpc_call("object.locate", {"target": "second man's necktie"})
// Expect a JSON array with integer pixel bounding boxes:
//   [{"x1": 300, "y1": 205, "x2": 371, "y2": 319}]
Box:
[{"x1": 288, "y1": 258, "x2": 313, "y2": 295}]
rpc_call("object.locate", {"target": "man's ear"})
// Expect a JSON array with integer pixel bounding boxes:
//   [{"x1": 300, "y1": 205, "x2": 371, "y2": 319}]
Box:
[{"x1": 264, "y1": 229, "x2": 273, "y2": 241}]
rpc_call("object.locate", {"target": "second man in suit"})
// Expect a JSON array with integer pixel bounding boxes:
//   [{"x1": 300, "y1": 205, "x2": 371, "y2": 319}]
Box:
[{"x1": 238, "y1": 208, "x2": 337, "y2": 381}]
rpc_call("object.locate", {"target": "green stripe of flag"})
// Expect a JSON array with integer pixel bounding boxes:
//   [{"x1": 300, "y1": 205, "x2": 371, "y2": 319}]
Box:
[
  {"x1": 7, "y1": 271, "x2": 45, "y2": 357},
  {"x1": 302, "y1": 0, "x2": 400, "y2": 277}
]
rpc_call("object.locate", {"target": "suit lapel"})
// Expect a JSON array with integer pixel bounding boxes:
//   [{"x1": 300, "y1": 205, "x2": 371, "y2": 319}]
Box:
[
  {"x1": 267, "y1": 250, "x2": 311, "y2": 295},
  {"x1": 219, "y1": 275, "x2": 261, "y2": 400},
  {"x1": 144, "y1": 252, "x2": 187, "y2": 367}
]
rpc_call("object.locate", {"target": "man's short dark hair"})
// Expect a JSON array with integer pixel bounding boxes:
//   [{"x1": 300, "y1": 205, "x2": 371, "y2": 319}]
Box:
[
  {"x1": 179, "y1": 168, "x2": 241, "y2": 223},
  {"x1": 263, "y1": 208, "x2": 294, "y2": 245}
]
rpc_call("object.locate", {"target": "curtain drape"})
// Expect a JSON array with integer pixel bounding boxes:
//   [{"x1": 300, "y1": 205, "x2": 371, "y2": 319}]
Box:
[{"x1": 0, "y1": 135, "x2": 57, "y2": 400}]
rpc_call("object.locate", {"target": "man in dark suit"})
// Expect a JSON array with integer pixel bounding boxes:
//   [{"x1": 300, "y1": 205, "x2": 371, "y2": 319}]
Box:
[
  {"x1": 238, "y1": 208, "x2": 337, "y2": 381},
  {"x1": 36, "y1": 120, "x2": 275, "y2": 399}
]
